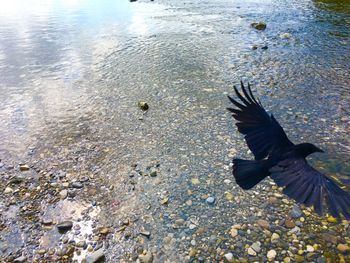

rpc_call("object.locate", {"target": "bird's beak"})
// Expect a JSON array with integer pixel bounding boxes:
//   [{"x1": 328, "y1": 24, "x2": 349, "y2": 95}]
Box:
[{"x1": 317, "y1": 148, "x2": 324, "y2": 153}]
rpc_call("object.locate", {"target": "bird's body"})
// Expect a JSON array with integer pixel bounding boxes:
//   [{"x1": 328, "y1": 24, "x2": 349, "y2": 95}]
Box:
[{"x1": 228, "y1": 82, "x2": 350, "y2": 219}]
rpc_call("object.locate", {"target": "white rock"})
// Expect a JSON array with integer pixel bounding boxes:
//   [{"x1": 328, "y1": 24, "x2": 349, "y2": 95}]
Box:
[
  {"x1": 271, "y1": 233, "x2": 280, "y2": 241},
  {"x1": 267, "y1": 249, "x2": 277, "y2": 261},
  {"x1": 4, "y1": 187, "x2": 13, "y2": 194},
  {"x1": 306, "y1": 245, "x2": 314, "y2": 252},
  {"x1": 224, "y1": 252, "x2": 234, "y2": 262},
  {"x1": 248, "y1": 247, "x2": 257, "y2": 256}
]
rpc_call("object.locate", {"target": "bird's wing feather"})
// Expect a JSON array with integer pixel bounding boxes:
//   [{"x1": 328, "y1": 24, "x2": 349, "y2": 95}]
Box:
[
  {"x1": 227, "y1": 82, "x2": 293, "y2": 160},
  {"x1": 270, "y1": 158, "x2": 350, "y2": 219}
]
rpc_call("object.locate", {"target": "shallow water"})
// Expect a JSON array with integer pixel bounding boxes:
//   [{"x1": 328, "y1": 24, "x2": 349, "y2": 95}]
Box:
[{"x1": 1, "y1": 0, "x2": 350, "y2": 262}]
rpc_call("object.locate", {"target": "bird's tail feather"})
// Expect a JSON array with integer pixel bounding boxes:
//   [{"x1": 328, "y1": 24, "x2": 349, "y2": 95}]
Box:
[{"x1": 233, "y1": 159, "x2": 270, "y2": 190}]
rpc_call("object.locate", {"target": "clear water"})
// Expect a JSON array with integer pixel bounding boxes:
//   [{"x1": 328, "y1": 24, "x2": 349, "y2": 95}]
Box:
[{"x1": 0, "y1": 0, "x2": 350, "y2": 261}]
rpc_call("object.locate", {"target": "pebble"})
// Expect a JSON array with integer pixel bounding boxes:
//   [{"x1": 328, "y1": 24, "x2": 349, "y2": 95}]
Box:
[
  {"x1": 271, "y1": 233, "x2": 280, "y2": 241},
  {"x1": 251, "y1": 21, "x2": 266, "y2": 30},
  {"x1": 76, "y1": 240, "x2": 86, "y2": 247},
  {"x1": 57, "y1": 221, "x2": 73, "y2": 232},
  {"x1": 247, "y1": 247, "x2": 256, "y2": 256},
  {"x1": 257, "y1": 219, "x2": 270, "y2": 229},
  {"x1": 138, "y1": 101, "x2": 149, "y2": 111},
  {"x1": 206, "y1": 196, "x2": 215, "y2": 204},
  {"x1": 59, "y1": 189, "x2": 68, "y2": 200},
  {"x1": 306, "y1": 245, "x2": 315, "y2": 252},
  {"x1": 291, "y1": 205, "x2": 303, "y2": 218},
  {"x1": 230, "y1": 228, "x2": 238, "y2": 238},
  {"x1": 140, "y1": 230, "x2": 151, "y2": 238},
  {"x1": 224, "y1": 252, "x2": 234, "y2": 262},
  {"x1": 99, "y1": 227, "x2": 109, "y2": 234},
  {"x1": 87, "y1": 248, "x2": 105, "y2": 263},
  {"x1": 267, "y1": 249, "x2": 277, "y2": 261},
  {"x1": 285, "y1": 218, "x2": 295, "y2": 228},
  {"x1": 327, "y1": 216, "x2": 337, "y2": 223},
  {"x1": 139, "y1": 251, "x2": 153, "y2": 263},
  {"x1": 284, "y1": 257, "x2": 291, "y2": 263},
  {"x1": 19, "y1": 164, "x2": 30, "y2": 171},
  {"x1": 13, "y1": 256, "x2": 27, "y2": 263},
  {"x1": 337, "y1": 244, "x2": 350, "y2": 253},
  {"x1": 4, "y1": 187, "x2": 13, "y2": 194},
  {"x1": 251, "y1": 242, "x2": 261, "y2": 253},
  {"x1": 280, "y1": 32, "x2": 292, "y2": 39},
  {"x1": 71, "y1": 182, "x2": 83, "y2": 189}
]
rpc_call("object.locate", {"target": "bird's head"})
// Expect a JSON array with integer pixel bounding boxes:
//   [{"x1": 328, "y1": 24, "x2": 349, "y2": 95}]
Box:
[{"x1": 296, "y1": 143, "x2": 324, "y2": 158}]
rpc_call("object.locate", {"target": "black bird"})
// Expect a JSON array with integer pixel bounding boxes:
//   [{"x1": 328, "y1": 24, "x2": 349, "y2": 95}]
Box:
[{"x1": 227, "y1": 82, "x2": 350, "y2": 219}]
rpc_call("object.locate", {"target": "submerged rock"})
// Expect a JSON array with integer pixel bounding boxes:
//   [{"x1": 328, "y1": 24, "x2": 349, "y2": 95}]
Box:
[
  {"x1": 251, "y1": 22, "x2": 266, "y2": 30},
  {"x1": 57, "y1": 221, "x2": 73, "y2": 232},
  {"x1": 19, "y1": 164, "x2": 30, "y2": 171},
  {"x1": 87, "y1": 248, "x2": 105, "y2": 263},
  {"x1": 139, "y1": 251, "x2": 153, "y2": 263},
  {"x1": 138, "y1": 101, "x2": 149, "y2": 111}
]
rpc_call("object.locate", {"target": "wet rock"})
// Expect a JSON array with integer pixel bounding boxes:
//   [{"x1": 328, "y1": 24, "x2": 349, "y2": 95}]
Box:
[
  {"x1": 57, "y1": 221, "x2": 73, "y2": 232},
  {"x1": 14, "y1": 256, "x2": 27, "y2": 263},
  {"x1": 252, "y1": 45, "x2": 258, "y2": 50},
  {"x1": 327, "y1": 216, "x2": 337, "y2": 223},
  {"x1": 257, "y1": 219, "x2": 270, "y2": 229},
  {"x1": 87, "y1": 248, "x2": 105, "y2": 263},
  {"x1": 206, "y1": 196, "x2": 215, "y2": 204},
  {"x1": 251, "y1": 21, "x2": 266, "y2": 30},
  {"x1": 247, "y1": 247, "x2": 256, "y2": 256},
  {"x1": 139, "y1": 251, "x2": 153, "y2": 263},
  {"x1": 280, "y1": 32, "x2": 292, "y2": 39},
  {"x1": 306, "y1": 245, "x2": 315, "y2": 252},
  {"x1": 337, "y1": 244, "x2": 350, "y2": 253},
  {"x1": 19, "y1": 164, "x2": 30, "y2": 171},
  {"x1": 71, "y1": 182, "x2": 83, "y2": 189},
  {"x1": 224, "y1": 252, "x2": 234, "y2": 262},
  {"x1": 285, "y1": 218, "x2": 295, "y2": 228},
  {"x1": 271, "y1": 233, "x2": 280, "y2": 241},
  {"x1": 4, "y1": 187, "x2": 13, "y2": 194},
  {"x1": 99, "y1": 227, "x2": 110, "y2": 235},
  {"x1": 321, "y1": 233, "x2": 338, "y2": 244},
  {"x1": 291, "y1": 205, "x2": 303, "y2": 218},
  {"x1": 138, "y1": 101, "x2": 149, "y2": 111},
  {"x1": 59, "y1": 189, "x2": 68, "y2": 200},
  {"x1": 230, "y1": 228, "x2": 238, "y2": 238},
  {"x1": 261, "y1": 45, "x2": 268, "y2": 50},
  {"x1": 76, "y1": 240, "x2": 86, "y2": 248},
  {"x1": 140, "y1": 230, "x2": 151, "y2": 238},
  {"x1": 37, "y1": 249, "x2": 46, "y2": 255},
  {"x1": 267, "y1": 249, "x2": 277, "y2": 261},
  {"x1": 251, "y1": 242, "x2": 261, "y2": 253},
  {"x1": 149, "y1": 171, "x2": 157, "y2": 177}
]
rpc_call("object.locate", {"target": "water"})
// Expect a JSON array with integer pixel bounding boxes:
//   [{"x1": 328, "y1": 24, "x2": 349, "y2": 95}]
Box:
[{"x1": 0, "y1": 0, "x2": 350, "y2": 262}]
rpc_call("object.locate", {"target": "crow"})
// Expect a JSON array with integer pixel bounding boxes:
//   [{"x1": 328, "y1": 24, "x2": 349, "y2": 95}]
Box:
[{"x1": 227, "y1": 81, "x2": 350, "y2": 219}]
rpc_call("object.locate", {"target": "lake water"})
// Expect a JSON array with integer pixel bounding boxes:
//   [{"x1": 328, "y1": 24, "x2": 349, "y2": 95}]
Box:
[{"x1": 0, "y1": 0, "x2": 349, "y2": 262}]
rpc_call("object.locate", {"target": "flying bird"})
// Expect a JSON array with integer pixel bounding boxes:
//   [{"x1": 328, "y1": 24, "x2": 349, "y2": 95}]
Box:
[{"x1": 227, "y1": 82, "x2": 350, "y2": 219}]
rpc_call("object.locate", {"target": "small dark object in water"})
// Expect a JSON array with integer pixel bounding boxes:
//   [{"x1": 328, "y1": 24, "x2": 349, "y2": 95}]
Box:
[
  {"x1": 261, "y1": 45, "x2": 268, "y2": 50},
  {"x1": 129, "y1": 0, "x2": 137, "y2": 2},
  {"x1": 138, "y1": 101, "x2": 149, "y2": 111},
  {"x1": 251, "y1": 22, "x2": 266, "y2": 30},
  {"x1": 227, "y1": 81, "x2": 350, "y2": 220}
]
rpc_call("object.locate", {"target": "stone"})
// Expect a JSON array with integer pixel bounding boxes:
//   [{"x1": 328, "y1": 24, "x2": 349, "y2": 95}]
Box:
[
  {"x1": 19, "y1": 164, "x2": 30, "y2": 171},
  {"x1": 59, "y1": 190, "x2": 68, "y2": 200},
  {"x1": 138, "y1": 101, "x2": 149, "y2": 111},
  {"x1": 321, "y1": 233, "x2": 338, "y2": 244},
  {"x1": 251, "y1": 21, "x2": 266, "y2": 30},
  {"x1": 261, "y1": 46, "x2": 268, "y2": 50},
  {"x1": 271, "y1": 233, "x2": 280, "y2": 241},
  {"x1": 267, "y1": 250, "x2": 277, "y2": 261},
  {"x1": 140, "y1": 230, "x2": 151, "y2": 238},
  {"x1": 284, "y1": 257, "x2": 291, "y2": 263},
  {"x1": 337, "y1": 244, "x2": 350, "y2": 253},
  {"x1": 251, "y1": 242, "x2": 261, "y2": 253},
  {"x1": 257, "y1": 219, "x2": 270, "y2": 229},
  {"x1": 71, "y1": 182, "x2": 83, "y2": 189},
  {"x1": 206, "y1": 197, "x2": 215, "y2": 204},
  {"x1": 285, "y1": 218, "x2": 295, "y2": 228},
  {"x1": 191, "y1": 178, "x2": 200, "y2": 185},
  {"x1": 87, "y1": 248, "x2": 105, "y2": 263},
  {"x1": 188, "y1": 248, "x2": 197, "y2": 257},
  {"x1": 99, "y1": 227, "x2": 109, "y2": 234},
  {"x1": 14, "y1": 256, "x2": 27, "y2": 263},
  {"x1": 306, "y1": 245, "x2": 314, "y2": 252},
  {"x1": 57, "y1": 221, "x2": 73, "y2": 232},
  {"x1": 247, "y1": 247, "x2": 256, "y2": 256},
  {"x1": 224, "y1": 252, "x2": 234, "y2": 262},
  {"x1": 327, "y1": 216, "x2": 337, "y2": 223},
  {"x1": 230, "y1": 228, "x2": 238, "y2": 238},
  {"x1": 76, "y1": 241, "x2": 86, "y2": 247},
  {"x1": 149, "y1": 171, "x2": 157, "y2": 177},
  {"x1": 139, "y1": 251, "x2": 153, "y2": 263},
  {"x1": 4, "y1": 187, "x2": 13, "y2": 194},
  {"x1": 291, "y1": 205, "x2": 303, "y2": 218},
  {"x1": 280, "y1": 32, "x2": 292, "y2": 39}
]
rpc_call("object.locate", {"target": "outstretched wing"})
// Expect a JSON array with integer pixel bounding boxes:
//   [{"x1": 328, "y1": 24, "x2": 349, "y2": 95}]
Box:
[
  {"x1": 270, "y1": 158, "x2": 350, "y2": 219},
  {"x1": 227, "y1": 82, "x2": 293, "y2": 160}
]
